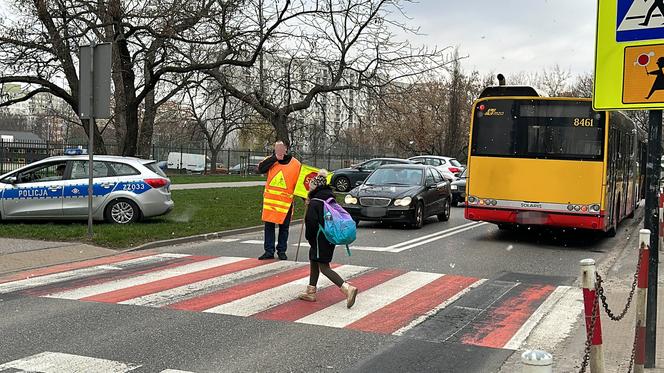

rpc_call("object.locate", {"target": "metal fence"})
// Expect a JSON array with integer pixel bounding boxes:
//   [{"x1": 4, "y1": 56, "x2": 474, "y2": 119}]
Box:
[{"x1": 0, "y1": 140, "x2": 400, "y2": 174}]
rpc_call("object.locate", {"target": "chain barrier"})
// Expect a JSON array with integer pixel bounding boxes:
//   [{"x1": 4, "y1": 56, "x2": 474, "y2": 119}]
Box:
[
  {"x1": 595, "y1": 247, "x2": 643, "y2": 321},
  {"x1": 578, "y1": 244, "x2": 645, "y2": 373}
]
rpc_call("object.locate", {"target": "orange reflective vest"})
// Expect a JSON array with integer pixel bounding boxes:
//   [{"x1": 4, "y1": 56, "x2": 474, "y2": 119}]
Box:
[{"x1": 262, "y1": 158, "x2": 301, "y2": 224}]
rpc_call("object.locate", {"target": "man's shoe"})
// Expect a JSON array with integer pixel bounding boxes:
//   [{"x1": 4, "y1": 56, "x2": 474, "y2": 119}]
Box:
[
  {"x1": 258, "y1": 252, "x2": 275, "y2": 260},
  {"x1": 277, "y1": 252, "x2": 288, "y2": 260}
]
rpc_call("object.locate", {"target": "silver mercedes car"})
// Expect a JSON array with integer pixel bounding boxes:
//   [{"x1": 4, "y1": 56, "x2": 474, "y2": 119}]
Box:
[{"x1": 0, "y1": 155, "x2": 174, "y2": 224}]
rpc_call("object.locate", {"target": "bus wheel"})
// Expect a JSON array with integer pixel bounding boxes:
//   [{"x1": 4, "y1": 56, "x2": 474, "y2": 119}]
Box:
[
  {"x1": 605, "y1": 227, "x2": 617, "y2": 237},
  {"x1": 497, "y1": 223, "x2": 515, "y2": 231}
]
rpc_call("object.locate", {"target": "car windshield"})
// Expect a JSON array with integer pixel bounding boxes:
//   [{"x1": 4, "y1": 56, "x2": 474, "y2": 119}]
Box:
[
  {"x1": 450, "y1": 159, "x2": 462, "y2": 167},
  {"x1": 365, "y1": 168, "x2": 423, "y2": 186}
]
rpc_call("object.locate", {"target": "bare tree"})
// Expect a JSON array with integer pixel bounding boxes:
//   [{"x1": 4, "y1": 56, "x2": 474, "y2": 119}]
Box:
[
  {"x1": 183, "y1": 76, "x2": 250, "y2": 171},
  {"x1": 199, "y1": 0, "x2": 449, "y2": 147},
  {"x1": 0, "y1": 0, "x2": 222, "y2": 155}
]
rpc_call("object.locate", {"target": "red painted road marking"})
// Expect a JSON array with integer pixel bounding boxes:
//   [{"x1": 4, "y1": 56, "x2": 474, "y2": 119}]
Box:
[
  {"x1": 347, "y1": 275, "x2": 480, "y2": 334},
  {"x1": 460, "y1": 284, "x2": 556, "y2": 348},
  {"x1": 168, "y1": 264, "x2": 339, "y2": 312},
  {"x1": 255, "y1": 269, "x2": 404, "y2": 322},
  {"x1": 82, "y1": 258, "x2": 273, "y2": 303},
  {"x1": 23, "y1": 256, "x2": 214, "y2": 297},
  {"x1": 0, "y1": 251, "x2": 156, "y2": 285}
]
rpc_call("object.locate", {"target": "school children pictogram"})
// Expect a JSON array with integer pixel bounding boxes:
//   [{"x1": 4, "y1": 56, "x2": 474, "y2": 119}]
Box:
[
  {"x1": 622, "y1": 44, "x2": 664, "y2": 103},
  {"x1": 617, "y1": 0, "x2": 664, "y2": 42}
]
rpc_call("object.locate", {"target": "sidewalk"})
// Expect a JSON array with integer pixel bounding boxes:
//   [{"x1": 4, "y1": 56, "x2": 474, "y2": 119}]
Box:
[
  {"x1": 0, "y1": 238, "x2": 115, "y2": 276},
  {"x1": 170, "y1": 181, "x2": 265, "y2": 190}
]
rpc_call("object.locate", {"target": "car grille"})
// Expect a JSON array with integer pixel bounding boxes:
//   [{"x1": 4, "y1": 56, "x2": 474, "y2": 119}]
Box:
[{"x1": 360, "y1": 197, "x2": 391, "y2": 207}]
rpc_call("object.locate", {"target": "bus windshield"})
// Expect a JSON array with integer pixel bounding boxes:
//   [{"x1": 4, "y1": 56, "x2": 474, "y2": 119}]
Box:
[{"x1": 471, "y1": 99, "x2": 605, "y2": 161}]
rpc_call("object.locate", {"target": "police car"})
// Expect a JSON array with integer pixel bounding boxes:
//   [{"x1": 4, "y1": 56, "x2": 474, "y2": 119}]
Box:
[{"x1": 0, "y1": 155, "x2": 174, "y2": 224}]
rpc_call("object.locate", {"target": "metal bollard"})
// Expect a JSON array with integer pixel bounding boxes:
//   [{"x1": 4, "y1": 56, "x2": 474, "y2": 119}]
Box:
[
  {"x1": 634, "y1": 229, "x2": 651, "y2": 373},
  {"x1": 580, "y1": 258, "x2": 605, "y2": 373},
  {"x1": 521, "y1": 350, "x2": 552, "y2": 373}
]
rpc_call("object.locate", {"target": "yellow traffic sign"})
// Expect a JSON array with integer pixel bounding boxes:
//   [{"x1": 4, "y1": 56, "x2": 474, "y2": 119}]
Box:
[{"x1": 595, "y1": 0, "x2": 664, "y2": 109}]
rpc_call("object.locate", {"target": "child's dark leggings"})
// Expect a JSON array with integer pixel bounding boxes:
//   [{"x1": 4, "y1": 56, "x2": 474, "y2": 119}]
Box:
[{"x1": 309, "y1": 261, "x2": 344, "y2": 287}]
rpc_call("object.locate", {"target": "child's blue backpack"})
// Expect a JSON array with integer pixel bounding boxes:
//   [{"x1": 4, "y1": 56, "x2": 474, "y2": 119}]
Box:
[{"x1": 311, "y1": 197, "x2": 356, "y2": 257}]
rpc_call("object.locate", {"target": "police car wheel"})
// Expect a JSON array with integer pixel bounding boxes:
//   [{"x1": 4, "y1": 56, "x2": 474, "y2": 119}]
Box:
[{"x1": 105, "y1": 199, "x2": 139, "y2": 224}]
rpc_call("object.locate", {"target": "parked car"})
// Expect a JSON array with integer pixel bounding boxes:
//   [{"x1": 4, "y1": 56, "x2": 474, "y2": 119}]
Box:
[
  {"x1": 408, "y1": 155, "x2": 465, "y2": 179},
  {"x1": 228, "y1": 163, "x2": 259, "y2": 175},
  {"x1": 450, "y1": 168, "x2": 467, "y2": 207},
  {"x1": 342, "y1": 164, "x2": 451, "y2": 228},
  {"x1": 0, "y1": 155, "x2": 173, "y2": 224},
  {"x1": 330, "y1": 158, "x2": 413, "y2": 192}
]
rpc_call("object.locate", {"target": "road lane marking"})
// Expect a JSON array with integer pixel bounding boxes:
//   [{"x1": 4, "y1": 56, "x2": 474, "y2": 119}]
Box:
[
  {"x1": 0, "y1": 254, "x2": 190, "y2": 294},
  {"x1": 296, "y1": 271, "x2": 442, "y2": 328},
  {"x1": 119, "y1": 260, "x2": 298, "y2": 307},
  {"x1": 204, "y1": 265, "x2": 370, "y2": 316},
  {"x1": 0, "y1": 352, "x2": 140, "y2": 372},
  {"x1": 291, "y1": 242, "x2": 389, "y2": 252},
  {"x1": 385, "y1": 222, "x2": 480, "y2": 250},
  {"x1": 44, "y1": 257, "x2": 245, "y2": 300},
  {"x1": 387, "y1": 222, "x2": 489, "y2": 252},
  {"x1": 240, "y1": 240, "x2": 264, "y2": 244}
]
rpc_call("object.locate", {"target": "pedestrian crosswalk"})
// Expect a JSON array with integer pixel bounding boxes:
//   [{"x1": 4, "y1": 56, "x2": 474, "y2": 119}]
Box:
[
  {"x1": 0, "y1": 352, "x2": 194, "y2": 373},
  {"x1": 0, "y1": 251, "x2": 582, "y2": 351}
]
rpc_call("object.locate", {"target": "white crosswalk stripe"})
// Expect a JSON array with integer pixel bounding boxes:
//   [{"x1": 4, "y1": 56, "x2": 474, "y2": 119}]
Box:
[{"x1": 0, "y1": 352, "x2": 140, "y2": 373}]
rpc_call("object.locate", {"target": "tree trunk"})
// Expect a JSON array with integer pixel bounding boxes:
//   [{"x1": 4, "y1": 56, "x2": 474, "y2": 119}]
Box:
[
  {"x1": 122, "y1": 104, "x2": 139, "y2": 156},
  {"x1": 82, "y1": 119, "x2": 107, "y2": 154},
  {"x1": 137, "y1": 89, "x2": 156, "y2": 158},
  {"x1": 271, "y1": 113, "x2": 290, "y2": 147},
  {"x1": 210, "y1": 148, "x2": 219, "y2": 173}
]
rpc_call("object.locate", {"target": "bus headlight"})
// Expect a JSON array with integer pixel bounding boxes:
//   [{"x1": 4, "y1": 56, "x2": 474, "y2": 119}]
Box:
[
  {"x1": 394, "y1": 197, "x2": 412, "y2": 206},
  {"x1": 590, "y1": 204, "x2": 600, "y2": 212},
  {"x1": 344, "y1": 195, "x2": 358, "y2": 205}
]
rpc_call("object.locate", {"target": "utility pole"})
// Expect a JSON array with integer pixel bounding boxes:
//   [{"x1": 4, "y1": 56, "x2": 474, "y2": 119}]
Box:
[{"x1": 644, "y1": 110, "x2": 661, "y2": 368}]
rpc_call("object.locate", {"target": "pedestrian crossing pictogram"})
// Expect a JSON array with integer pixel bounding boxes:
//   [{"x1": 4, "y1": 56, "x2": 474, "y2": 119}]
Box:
[
  {"x1": 268, "y1": 170, "x2": 287, "y2": 189},
  {"x1": 617, "y1": 0, "x2": 664, "y2": 42},
  {"x1": 0, "y1": 252, "x2": 582, "y2": 351}
]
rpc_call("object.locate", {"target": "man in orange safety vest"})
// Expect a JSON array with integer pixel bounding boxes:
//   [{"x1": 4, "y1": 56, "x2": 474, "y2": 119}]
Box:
[{"x1": 257, "y1": 141, "x2": 301, "y2": 260}]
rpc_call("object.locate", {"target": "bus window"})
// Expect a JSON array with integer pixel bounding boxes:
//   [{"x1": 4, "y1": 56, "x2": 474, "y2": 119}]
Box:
[{"x1": 472, "y1": 99, "x2": 605, "y2": 161}]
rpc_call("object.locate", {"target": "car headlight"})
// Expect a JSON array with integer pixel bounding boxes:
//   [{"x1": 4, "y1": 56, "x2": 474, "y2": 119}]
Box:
[
  {"x1": 394, "y1": 196, "x2": 412, "y2": 207},
  {"x1": 344, "y1": 195, "x2": 358, "y2": 205},
  {"x1": 451, "y1": 185, "x2": 458, "y2": 190}
]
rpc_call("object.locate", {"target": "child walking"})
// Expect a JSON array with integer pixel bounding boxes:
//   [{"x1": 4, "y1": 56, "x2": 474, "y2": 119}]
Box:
[{"x1": 298, "y1": 170, "x2": 358, "y2": 308}]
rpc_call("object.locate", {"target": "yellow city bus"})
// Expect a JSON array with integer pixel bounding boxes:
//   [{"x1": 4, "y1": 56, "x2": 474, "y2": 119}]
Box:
[{"x1": 464, "y1": 87, "x2": 646, "y2": 236}]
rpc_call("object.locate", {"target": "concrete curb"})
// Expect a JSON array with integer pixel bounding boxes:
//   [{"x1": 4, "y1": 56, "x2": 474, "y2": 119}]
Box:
[{"x1": 122, "y1": 219, "x2": 304, "y2": 252}]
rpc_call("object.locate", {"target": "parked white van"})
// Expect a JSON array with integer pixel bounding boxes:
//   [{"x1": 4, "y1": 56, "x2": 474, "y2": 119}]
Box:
[{"x1": 167, "y1": 152, "x2": 207, "y2": 173}]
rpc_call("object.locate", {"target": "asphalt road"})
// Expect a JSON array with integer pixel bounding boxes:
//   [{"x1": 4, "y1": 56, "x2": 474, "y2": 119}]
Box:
[{"x1": 0, "y1": 206, "x2": 638, "y2": 372}]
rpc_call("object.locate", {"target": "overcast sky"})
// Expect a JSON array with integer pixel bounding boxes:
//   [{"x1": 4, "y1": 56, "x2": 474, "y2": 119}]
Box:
[
  {"x1": 0, "y1": 0, "x2": 597, "y2": 78},
  {"x1": 401, "y1": 0, "x2": 597, "y2": 78}
]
